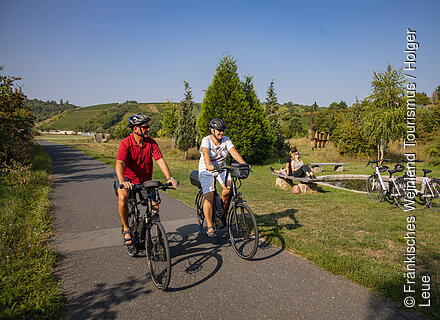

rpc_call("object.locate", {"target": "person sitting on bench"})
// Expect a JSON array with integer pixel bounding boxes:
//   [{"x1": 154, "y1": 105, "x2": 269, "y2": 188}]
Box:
[{"x1": 270, "y1": 147, "x2": 316, "y2": 180}]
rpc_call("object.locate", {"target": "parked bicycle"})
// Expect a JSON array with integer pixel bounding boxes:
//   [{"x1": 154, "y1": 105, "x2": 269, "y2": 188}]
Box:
[
  {"x1": 190, "y1": 163, "x2": 259, "y2": 260},
  {"x1": 365, "y1": 159, "x2": 406, "y2": 209},
  {"x1": 119, "y1": 180, "x2": 175, "y2": 290},
  {"x1": 397, "y1": 159, "x2": 440, "y2": 212}
]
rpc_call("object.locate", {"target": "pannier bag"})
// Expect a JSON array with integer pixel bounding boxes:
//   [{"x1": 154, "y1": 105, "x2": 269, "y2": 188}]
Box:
[
  {"x1": 231, "y1": 163, "x2": 250, "y2": 179},
  {"x1": 190, "y1": 170, "x2": 201, "y2": 188}
]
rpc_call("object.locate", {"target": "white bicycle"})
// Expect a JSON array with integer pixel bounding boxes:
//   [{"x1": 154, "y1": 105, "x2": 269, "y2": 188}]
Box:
[{"x1": 366, "y1": 159, "x2": 406, "y2": 209}]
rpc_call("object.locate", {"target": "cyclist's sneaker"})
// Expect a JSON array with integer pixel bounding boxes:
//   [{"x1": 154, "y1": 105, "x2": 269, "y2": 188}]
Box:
[{"x1": 269, "y1": 166, "x2": 275, "y2": 172}]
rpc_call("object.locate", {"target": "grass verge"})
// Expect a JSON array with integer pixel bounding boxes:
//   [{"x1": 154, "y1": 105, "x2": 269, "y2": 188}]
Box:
[
  {"x1": 0, "y1": 144, "x2": 64, "y2": 319},
  {"x1": 37, "y1": 135, "x2": 439, "y2": 318}
]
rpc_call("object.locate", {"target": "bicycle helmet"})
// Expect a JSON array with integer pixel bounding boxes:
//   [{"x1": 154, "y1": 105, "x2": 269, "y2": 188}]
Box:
[
  {"x1": 209, "y1": 118, "x2": 227, "y2": 131},
  {"x1": 127, "y1": 113, "x2": 151, "y2": 128}
]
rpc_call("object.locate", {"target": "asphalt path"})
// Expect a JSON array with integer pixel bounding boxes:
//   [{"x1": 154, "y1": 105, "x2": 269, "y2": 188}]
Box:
[{"x1": 40, "y1": 140, "x2": 425, "y2": 320}]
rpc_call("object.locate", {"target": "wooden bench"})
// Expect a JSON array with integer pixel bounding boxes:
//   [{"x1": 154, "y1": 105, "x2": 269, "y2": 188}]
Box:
[
  {"x1": 271, "y1": 172, "x2": 324, "y2": 184},
  {"x1": 307, "y1": 163, "x2": 347, "y2": 172}
]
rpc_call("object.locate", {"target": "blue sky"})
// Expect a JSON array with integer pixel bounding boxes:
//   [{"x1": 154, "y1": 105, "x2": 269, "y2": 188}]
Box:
[{"x1": 1, "y1": 0, "x2": 439, "y2": 107}]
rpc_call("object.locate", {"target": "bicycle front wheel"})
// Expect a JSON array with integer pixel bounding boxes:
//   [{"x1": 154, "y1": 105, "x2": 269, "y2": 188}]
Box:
[
  {"x1": 145, "y1": 221, "x2": 171, "y2": 290},
  {"x1": 366, "y1": 174, "x2": 384, "y2": 202},
  {"x1": 228, "y1": 203, "x2": 259, "y2": 260},
  {"x1": 426, "y1": 179, "x2": 440, "y2": 212}
]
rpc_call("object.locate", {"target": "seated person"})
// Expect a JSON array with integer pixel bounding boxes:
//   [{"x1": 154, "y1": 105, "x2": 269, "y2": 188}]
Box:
[{"x1": 270, "y1": 147, "x2": 316, "y2": 179}]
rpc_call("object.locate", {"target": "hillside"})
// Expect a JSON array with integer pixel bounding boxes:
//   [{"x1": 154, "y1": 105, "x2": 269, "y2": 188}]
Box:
[
  {"x1": 36, "y1": 100, "x2": 202, "y2": 135},
  {"x1": 25, "y1": 98, "x2": 78, "y2": 122}
]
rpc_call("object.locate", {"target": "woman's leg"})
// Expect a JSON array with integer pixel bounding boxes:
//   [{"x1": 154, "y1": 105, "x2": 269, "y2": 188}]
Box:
[
  {"x1": 294, "y1": 165, "x2": 316, "y2": 178},
  {"x1": 203, "y1": 191, "x2": 215, "y2": 227}
]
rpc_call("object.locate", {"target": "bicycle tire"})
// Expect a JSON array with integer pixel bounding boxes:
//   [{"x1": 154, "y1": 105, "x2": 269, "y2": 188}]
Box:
[
  {"x1": 145, "y1": 221, "x2": 171, "y2": 290},
  {"x1": 391, "y1": 183, "x2": 406, "y2": 209},
  {"x1": 195, "y1": 190, "x2": 207, "y2": 234},
  {"x1": 426, "y1": 179, "x2": 440, "y2": 212},
  {"x1": 125, "y1": 205, "x2": 139, "y2": 257},
  {"x1": 228, "y1": 203, "x2": 259, "y2": 260},
  {"x1": 366, "y1": 174, "x2": 384, "y2": 202}
]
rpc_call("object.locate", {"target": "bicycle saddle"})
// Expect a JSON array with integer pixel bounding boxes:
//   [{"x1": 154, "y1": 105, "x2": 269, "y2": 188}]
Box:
[
  {"x1": 143, "y1": 180, "x2": 161, "y2": 188},
  {"x1": 423, "y1": 169, "x2": 432, "y2": 175}
]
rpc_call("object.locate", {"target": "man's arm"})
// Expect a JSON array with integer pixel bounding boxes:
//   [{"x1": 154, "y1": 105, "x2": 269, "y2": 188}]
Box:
[
  {"x1": 115, "y1": 160, "x2": 133, "y2": 189},
  {"x1": 156, "y1": 157, "x2": 179, "y2": 189}
]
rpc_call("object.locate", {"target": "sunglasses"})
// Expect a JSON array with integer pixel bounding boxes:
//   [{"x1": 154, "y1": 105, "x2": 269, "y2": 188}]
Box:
[{"x1": 140, "y1": 124, "x2": 150, "y2": 129}]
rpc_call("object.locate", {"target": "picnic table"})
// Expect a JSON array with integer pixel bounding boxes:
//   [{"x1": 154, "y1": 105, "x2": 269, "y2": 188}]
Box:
[{"x1": 307, "y1": 163, "x2": 347, "y2": 171}]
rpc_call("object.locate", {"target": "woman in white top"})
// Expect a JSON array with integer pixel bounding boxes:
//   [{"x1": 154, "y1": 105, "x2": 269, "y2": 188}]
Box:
[{"x1": 199, "y1": 119, "x2": 248, "y2": 237}]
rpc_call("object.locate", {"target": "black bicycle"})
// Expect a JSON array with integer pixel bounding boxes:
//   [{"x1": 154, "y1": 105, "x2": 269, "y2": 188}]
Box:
[
  {"x1": 119, "y1": 180, "x2": 174, "y2": 290},
  {"x1": 190, "y1": 163, "x2": 259, "y2": 260}
]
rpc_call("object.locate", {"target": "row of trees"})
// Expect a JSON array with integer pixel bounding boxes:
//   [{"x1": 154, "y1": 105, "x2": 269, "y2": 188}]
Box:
[{"x1": 159, "y1": 57, "x2": 440, "y2": 164}]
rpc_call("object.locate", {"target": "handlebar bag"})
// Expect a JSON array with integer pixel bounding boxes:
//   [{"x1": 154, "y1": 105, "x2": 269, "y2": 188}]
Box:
[{"x1": 231, "y1": 163, "x2": 250, "y2": 179}]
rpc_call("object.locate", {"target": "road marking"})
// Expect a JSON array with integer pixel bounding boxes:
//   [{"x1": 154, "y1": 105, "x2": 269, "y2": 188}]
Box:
[{"x1": 54, "y1": 218, "x2": 198, "y2": 253}]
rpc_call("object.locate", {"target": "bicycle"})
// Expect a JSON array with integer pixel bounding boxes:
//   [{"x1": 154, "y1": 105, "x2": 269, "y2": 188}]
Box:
[
  {"x1": 118, "y1": 180, "x2": 175, "y2": 290},
  {"x1": 365, "y1": 159, "x2": 406, "y2": 209},
  {"x1": 397, "y1": 159, "x2": 440, "y2": 212},
  {"x1": 190, "y1": 163, "x2": 259, "y2": 260}
]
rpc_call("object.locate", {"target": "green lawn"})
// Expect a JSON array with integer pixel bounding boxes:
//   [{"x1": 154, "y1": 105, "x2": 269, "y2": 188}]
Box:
[{"x1": 36, "y1": 135, "x2": 440, "y2": 318}]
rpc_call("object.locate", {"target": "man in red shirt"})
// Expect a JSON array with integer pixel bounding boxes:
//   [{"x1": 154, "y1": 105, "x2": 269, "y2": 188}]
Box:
[{"x1": 116, "y1": 113, "x2": 179, "y2": 245}]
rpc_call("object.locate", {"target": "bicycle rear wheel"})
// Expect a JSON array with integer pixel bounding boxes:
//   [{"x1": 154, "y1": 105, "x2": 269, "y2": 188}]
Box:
[
  {"x1": 366, "y1": 174, "x2": 384, "y2": 202},
  {"x1": 145, "y1": 221, "x2": 171, "y2": 290},
  {"x1": 125, "y1": 205, "x2": 139, "y2": 257},
  {"x1": 228, "y1": 203, "x2": 259, "y2": 260},
  {"x1": 391, "y1": 183, "x2": 406, "y2": 209},
  {"x1": 195, "y1": 190, "x2": 207, "y2": 234},
  {"x1": 426, "y1": 179, "x2": 440, "y2": 212}
]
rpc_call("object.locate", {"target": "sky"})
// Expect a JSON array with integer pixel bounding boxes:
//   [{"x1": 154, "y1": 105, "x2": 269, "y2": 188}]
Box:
[{"x1": 1, "y1": 0, "x2": 439, "y2": 108}]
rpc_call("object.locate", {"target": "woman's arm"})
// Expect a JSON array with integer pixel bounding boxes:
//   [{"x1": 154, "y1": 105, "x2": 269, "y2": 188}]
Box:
[
  {"x1": 201, "y1": 147, "x2": 214, "y2": 171},
  {"x1": 229, "y1": 147, "x2": 246, "y2": 164}
]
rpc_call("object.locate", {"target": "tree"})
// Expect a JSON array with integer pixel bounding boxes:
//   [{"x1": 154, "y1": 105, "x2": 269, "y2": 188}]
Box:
[
  {"x1": 287, "y1": 117, "x2": 306, "y2": 138},
  {"x1": 175, "y1": 81, "x2": 197, "y2": 159},
  {"x1": 415, "y1": 92, "x2": 431, "y2": 106},
  {"x1": 240, "y1": 75, "x2": 275, "y2": 163},
  {"x1": 264, "y1": 80, "x2": 289, "y2": 156},
  {"x1": 432, "y1": 85, "x2": 440, "y2": 105},
  {"x1": 0, "y1": 66, "x2": 35, "y2": 164},
  {"x1": 198, "y1": 56, "x2": 274, "y2": 164},
  {"x1": 362, "y1": 63, "x2": 406, "y2": 160},
  {"x1": 161, "y1": 99, "x2": 178, "y2": 147}
]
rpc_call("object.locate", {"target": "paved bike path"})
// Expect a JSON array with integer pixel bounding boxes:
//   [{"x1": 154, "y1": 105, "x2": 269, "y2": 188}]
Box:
[{"x1": 40, "y1": 141, "x2": 424, "y2": 320}]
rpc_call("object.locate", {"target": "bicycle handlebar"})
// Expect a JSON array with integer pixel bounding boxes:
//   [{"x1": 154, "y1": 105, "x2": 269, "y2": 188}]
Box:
[
  {"x1": 397, "y1": 159, "x2": 425, "y2": 163},
  {"x1": 365, "y1": 159, "x2": 391, "y2": 167},
  {"x1": 119, "y1": 181, "x2": 177, "y2": 190}
]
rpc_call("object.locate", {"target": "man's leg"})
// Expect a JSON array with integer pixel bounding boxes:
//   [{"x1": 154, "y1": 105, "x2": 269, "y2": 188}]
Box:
[{"x1": 118, "y1": 188, "x2": 132, "y2": 242}]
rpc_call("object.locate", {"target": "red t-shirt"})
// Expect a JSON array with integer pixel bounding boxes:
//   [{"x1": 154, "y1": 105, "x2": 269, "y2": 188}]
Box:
[{"x1": 116, "y1": 134, "x2": 163, "y2": 184}]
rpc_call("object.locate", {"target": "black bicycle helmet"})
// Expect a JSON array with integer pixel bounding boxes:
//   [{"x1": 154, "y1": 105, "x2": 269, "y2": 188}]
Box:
[
  {"x1": 209, "y1": 118, "x2": 227, "y2": 131},
  {"x1": 127, "y1": 113, "x2": 151, "y2": 128}
]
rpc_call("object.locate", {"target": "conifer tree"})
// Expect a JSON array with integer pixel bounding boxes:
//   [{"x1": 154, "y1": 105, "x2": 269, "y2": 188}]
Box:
[
  {"x1": 198, "y1": 56, "x2": 274, "y2": 164},
  {"x1": 239, "y1": 75, "x2": 275, "y2": 163},
  {"x1": 264, "y1": 80, "x2": 289, "y2": 156},
  {"x1": 175, "y1": 81, "x2": 197, "y2": 159},
  {"x1": 161, "y1": 99, "x2": 178, "y2": 148}
]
